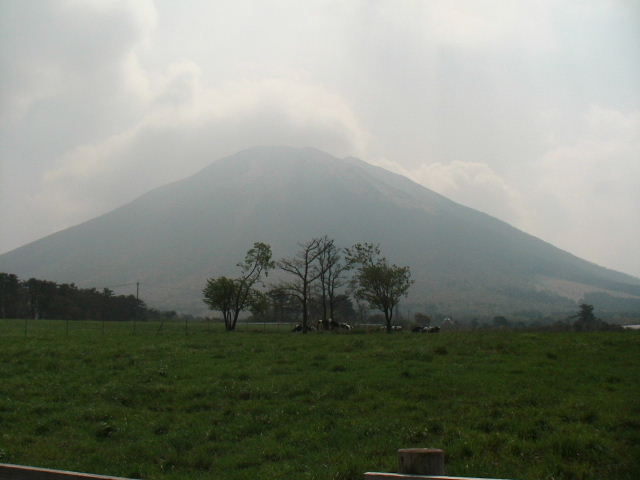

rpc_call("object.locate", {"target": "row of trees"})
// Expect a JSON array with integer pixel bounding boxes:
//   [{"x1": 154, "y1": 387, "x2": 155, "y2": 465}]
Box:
[
  {"x1": 202, "y1": 237, "x2": 413, "y2": 332},
  {"x1": 0, "y1": 273, "x2": 145, "y2": 321}
]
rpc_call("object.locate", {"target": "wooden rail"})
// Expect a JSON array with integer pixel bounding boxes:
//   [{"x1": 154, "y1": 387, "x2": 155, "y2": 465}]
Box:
[
  {"x1": 364, "y1": 448, "x2": 514, "y2": 480},
  {"x1": 0, "y1": 464, "x2": 139, "y2": 480},
  {"x1": 2, "y1": 448, "x2": 513, "y2": 480},
  {"x1": 365, "y1": 474, "x2": 511, "y2": 480}
]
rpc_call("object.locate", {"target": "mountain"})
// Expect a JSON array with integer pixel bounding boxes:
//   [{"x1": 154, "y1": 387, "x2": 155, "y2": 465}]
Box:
[{"x1": 2, "y1": 146, "x2": 639, "y2": 317}]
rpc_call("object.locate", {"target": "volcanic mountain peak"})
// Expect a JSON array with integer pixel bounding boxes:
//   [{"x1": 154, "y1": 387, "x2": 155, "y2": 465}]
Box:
[{"x1": 1, "y1": 146, "x2": 638, "y2": 316}]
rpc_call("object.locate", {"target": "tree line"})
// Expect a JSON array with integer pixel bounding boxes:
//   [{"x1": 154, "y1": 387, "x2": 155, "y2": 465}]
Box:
[
  {"x1": 202, "y1": 237, "x2": 413, "y2": 333},
  {"x1": 0, "y1": 273, "x2": 145, "y2": 322}
]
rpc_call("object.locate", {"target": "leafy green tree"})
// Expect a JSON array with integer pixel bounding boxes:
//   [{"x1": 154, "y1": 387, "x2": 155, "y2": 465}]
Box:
[
  {"x1": 203, "y1": 276, "x2": 237, "y2": 328},
  {"x1": 0, "y1": 273, "x2": 21, "y2": 318},
  {"x1": 333, "y1": 294, "x2": 356, "y2": 322},
  {"x1": 577, "y1": 303, "x2": 595, "y2": 322},
  {"x1": 247, "y1": 290, "x2": 270, "y2": 320},
  {"x1": 572, "y1": 303, "x2": 603, "y2": 331},
  {"x1": 493, "y1": 315, "x2": 510, "y2": 328},
  {"x1": 24, "y1": 278, "x2": 57, "y2": 319},
  {"x1": 266, "y1": 286, "x2": 299, "y2": 323},
  {"x1": 203, "y1": 242, "x2": 273, "y2": 331},
  {"x1": 346, "y1": 242, "x2": 413, "y2": 332}
]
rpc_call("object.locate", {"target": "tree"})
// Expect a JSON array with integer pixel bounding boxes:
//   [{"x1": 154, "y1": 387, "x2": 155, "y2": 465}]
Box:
[
  {"x1": 203, "y1": 276, "x2": 237, "y2": 328},
  {"x1": 492, "y1": 316, "x2": 510, "y2": 328},
  {"x1": 24, "y1": 278, "x2": 57, "y2": 319},
  {"x1": 346, "y1": 242, "x2": 413, "y2": 332},
  {"x1": 278, "y1": 238, "x2": 327, "y2": 333},
  {"x1": 576, "y1": 303, "x2": 595, "y2": 322},
  {"x1": 247, "y1": 290, "x2": 270, "y2": 320},
  {"x1": 203, "y1": 242, "x2": 273, "y2": 331},
  {"x1": 572, "y1": 303, "x2": 602, "y2": 331},
  {"x1": 333, "y1": 294, "x2": 356, "y2": 322},
  {"x1": 314, "y1": 236, "x2": 349, "y2": 329},
  {"x1": 0, "y1": 273, "x2": 21, "y2": 318},
  {"x1": 266, "y1": 286, "x2": 299, "y2": 323}
]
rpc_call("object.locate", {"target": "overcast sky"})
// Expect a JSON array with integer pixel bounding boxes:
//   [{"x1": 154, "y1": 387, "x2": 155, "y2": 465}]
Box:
[{"x1": 1, "y1": 0, "x2": 639, "y2": 277}]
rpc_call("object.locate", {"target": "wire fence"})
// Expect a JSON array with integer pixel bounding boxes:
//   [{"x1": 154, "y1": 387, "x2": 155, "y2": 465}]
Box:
[{"x1": 0, "y1": 318, "x2": 389, "y2": 338}]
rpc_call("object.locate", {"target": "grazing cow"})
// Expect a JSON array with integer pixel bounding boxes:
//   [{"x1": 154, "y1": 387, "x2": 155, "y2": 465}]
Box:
[
  {"x1": 378, "y1": 325, "x2": 402, "y2": 331},
  {"x1": 328, "y1": 319, "x2": 341, "y2": 329},
  {"x1": 291, "y1": 323, "x2": 316, "y2": 332},
  {"x1": 320, "y1": 319, "x2": 351, "y2": 331},
  {"x1": 412, "y1": 325, "x2": 441, "y2": 333}
]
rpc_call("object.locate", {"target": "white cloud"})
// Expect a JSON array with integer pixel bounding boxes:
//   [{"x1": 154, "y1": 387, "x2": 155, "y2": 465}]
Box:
[
  {"x1": 371, "y1": 157, "x2": 532, "y2": 232},
  {"x1": 0, "y1": 0, "x2": 156, "y2": 126},
  {"x1": 1, "y1": 0, "x2": 369, "y2": 249},
  {"x1": 1, "y1": 0, "x2": 638, "y2": 281},
  {"x1": 529, "y1": 106, "x2": 640, "y2": 275},
  {"x1": 34, "y1": 68, "x2": 369, "y2": 230},
  {"x1": 362, "y1": 0, "x2": 557, "y2": 52}
]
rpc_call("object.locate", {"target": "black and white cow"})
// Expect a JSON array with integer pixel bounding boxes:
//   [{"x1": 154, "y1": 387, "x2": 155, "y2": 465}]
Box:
[{"x1": 291, "y1": 323, "x2": 316, "y2": 332}]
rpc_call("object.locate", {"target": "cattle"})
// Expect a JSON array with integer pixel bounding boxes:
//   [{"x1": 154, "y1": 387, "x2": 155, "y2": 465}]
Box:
[
  {"x1": 412, "y1": 325, "x2": 441, "y2": 333},
  {"x1": 291, "y1": 323, "x2": 316, "y2": 332},
  {"x1": 378, "y1": 325, "x2": 403, "y2": 331},
  {"x1": 318, "y1": 318, "x2": 351, "y2": 331}
]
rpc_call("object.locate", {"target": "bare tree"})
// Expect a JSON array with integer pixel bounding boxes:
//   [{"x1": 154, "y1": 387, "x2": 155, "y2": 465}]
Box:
[
  {"x1": 316, "y1": 237, "x2": 349, "y2": 328},
  {"x1": 278, "y1": 238, "x2": 326, "y2": 333}
]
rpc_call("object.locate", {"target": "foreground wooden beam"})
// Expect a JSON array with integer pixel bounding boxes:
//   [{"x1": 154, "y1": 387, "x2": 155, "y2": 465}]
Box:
[
  {"x1": 364, "y1": 472, "x2": 505, "y2": 480},
  {"x1": 365, "y1": 474, "x2": 508, "y2": 480},
  {"x1": 0, "y1": 464, "x2": 139, "y2": 480}
]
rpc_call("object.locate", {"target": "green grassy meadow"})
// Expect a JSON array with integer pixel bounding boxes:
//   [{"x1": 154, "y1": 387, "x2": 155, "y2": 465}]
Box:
[{"x1": 0, "y1": 319, "x2": 639, "y2": 480}]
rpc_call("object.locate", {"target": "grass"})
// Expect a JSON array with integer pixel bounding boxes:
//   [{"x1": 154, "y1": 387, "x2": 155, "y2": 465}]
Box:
[{"x1": 0, "y1": 319, "x2": 639, "y2": 480}]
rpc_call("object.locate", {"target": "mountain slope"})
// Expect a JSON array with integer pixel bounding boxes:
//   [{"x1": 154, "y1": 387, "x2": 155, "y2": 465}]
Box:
[{"x1": 2, "y1": 146, "x2": 639, "y2": 316}]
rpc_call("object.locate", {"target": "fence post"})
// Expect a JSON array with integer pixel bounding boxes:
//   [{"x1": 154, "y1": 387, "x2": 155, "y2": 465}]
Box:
[{"x1": 398, "y1": 448, "x2": 444, "y2": 476}]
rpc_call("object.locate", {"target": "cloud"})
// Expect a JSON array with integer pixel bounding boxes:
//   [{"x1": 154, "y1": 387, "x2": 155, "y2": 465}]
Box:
[
  {"x1": 2, "y1": 0, "x2": 369, "y2": 248},
  {"x1": 358, "y1": 0, "x2": 557, "y2": 52},
  {"x1": 34, "y1": 67, "x2": 369, "y2": 229},
  {"x1": 370, "y1": 156, "x2": 532, "y2": 233},
  {"x1": 0, "y1": 0, "x2": 156, "y2": 127},
  {"x1": 530, "y1": 106, "x2": 640, "y2": 275},
  {"x1": 1, "y1": 0, "x2": 638, "y2": 281}
]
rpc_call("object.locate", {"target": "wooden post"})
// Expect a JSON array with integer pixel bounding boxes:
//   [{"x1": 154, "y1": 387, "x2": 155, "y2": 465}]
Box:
[{"x1": 398, "y1": 448, "x2": 444, "y2": 476}]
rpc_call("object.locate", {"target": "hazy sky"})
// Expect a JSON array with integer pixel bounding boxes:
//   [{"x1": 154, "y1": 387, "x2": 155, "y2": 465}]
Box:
[{"x1": 1, "y1": 0, "x2": 639, "y2": 277}]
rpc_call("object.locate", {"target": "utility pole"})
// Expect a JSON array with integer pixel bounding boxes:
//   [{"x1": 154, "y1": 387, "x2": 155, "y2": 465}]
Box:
[{"x1": 133, "y1": 282, "x2": 140, "y2": 335}]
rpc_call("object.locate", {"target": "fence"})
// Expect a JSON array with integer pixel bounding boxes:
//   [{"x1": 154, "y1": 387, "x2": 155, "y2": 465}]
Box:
[
  {"x1": 0, "y1": 318, "x2": 393, "y2": 338},
  {"x1": 365, "y1": 448, "x2": 513, "y2": 480},
  {"x1": 1, "y1": 449, "x2": 513, "y2": 480},
  {"x1": 0, "y1": 463, "x2": 139, "y2": 480}
]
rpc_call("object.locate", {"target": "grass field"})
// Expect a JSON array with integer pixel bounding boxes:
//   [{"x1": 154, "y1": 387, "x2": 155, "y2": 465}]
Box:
[{"x1": 0, "y1": 319, "x2": 639, "y2": 480}]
